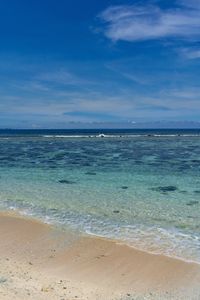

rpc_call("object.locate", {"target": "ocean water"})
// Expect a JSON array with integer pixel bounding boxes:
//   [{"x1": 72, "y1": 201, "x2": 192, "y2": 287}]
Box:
[{"x1": 0, "y1": 129, "x2": 200, "y2": 263}]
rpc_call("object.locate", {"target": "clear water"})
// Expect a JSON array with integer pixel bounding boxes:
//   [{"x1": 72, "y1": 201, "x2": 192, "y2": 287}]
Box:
[{"x1": 0, "y1": 129, "x2": 199, "y2": 263}]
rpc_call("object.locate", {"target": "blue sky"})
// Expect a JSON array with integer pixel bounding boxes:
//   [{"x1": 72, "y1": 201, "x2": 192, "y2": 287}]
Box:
[{"x1": 0, "y1": 0, "x2": 200, "y2": 128}]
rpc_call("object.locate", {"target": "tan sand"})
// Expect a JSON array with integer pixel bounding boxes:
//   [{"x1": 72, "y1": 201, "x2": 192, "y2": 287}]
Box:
[{"x1": 0, "y1": 211, "x2": 199, "y2": 300}]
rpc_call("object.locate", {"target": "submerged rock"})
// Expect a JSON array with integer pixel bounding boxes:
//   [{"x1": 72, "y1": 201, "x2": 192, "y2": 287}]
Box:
[
  {"x1": 194, "y1": 190, "x2": 200, "y2": 194},
  {"x1": 85, "y1": 172, "x2": 96, "y2": 175},
  {"x1": 186, "y1": 200, "x2": 199, "y2": 206},
  {"x1": 151, "y1": 186, "x2": 178, "y2": 193},
  {"x1": 58, "y1": 180, "x2": 76, "y2": 184},
  {"x1": 121, "y1": 186, "x2": 128, "y2": 189}
]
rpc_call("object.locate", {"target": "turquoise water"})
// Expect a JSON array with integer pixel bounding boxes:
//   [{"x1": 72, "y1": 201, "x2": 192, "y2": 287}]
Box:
[{"x1": 0, "y1": 130, "x2": 200, "y2": 263}]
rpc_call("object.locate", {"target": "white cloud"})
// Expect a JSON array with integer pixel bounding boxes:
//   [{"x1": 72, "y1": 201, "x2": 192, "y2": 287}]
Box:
[{"x1": 99, "y1": 2, "x2": 200, "y2": 42}]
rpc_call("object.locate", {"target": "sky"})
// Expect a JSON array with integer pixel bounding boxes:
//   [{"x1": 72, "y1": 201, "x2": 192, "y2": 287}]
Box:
[{"x1": 0, "y1": 0, "x2": 200, "y2": 128}]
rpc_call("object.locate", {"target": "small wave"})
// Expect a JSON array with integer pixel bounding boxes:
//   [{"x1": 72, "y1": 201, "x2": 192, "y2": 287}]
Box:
[
  {"x1": 42, "y1": 135, "x2": 87, "y2": 138},
  {"x1": 0, "y1": 133, "x2": 199, "y2": 139},
  {"x1": 40, "y1": 134, "x2": 200, "y2": 139},
  {"x1": 42, "y1": 134, "x2": 121, "y2": 138}
]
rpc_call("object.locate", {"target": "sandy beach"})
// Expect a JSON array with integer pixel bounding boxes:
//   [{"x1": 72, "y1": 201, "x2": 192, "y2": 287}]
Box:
[{"x1": 0, "y1": 212, "x2": 199, "y2": 300}]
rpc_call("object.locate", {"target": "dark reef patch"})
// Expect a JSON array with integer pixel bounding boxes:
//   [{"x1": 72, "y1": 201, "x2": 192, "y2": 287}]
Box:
[
  {"x1": 194, "y1": 190, "x2": 200, "y2": 194},
  {"x1": 58, "y1": 180, "x2": 76, "y2": 184},
  {"x1": 85, "y1": 172, "x2": 96, "y2": 175},
  {"x1": 179, "y1": 190, "x2": 188, "y2": 194},
  {"x1": 186, "y1": 201, "x2": 199, "y2": 206},
  {"x1": 191, "y1": 160, "x2": 200, "y2": 163},
  {"x1": 151, "y1": 186, "x2": 178, "y2": 193}
]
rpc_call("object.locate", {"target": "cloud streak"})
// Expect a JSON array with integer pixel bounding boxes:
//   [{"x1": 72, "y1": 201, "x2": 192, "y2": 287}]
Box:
[
  {"x1": 2, "y1": 84, "x2": 200, "y2": 123},
  {"x1": 99, "y1": 2, "x2": 200, "y2": 42},
  {"x1": 35, "y1": 70, "x2": 92, "y2": 86},
  {"x1": 180, "y1": 47, "x2": 200, "y2": 59}
]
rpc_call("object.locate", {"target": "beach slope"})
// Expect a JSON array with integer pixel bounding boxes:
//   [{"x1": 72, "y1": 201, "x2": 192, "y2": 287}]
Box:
[{"x1": 0, "y1": 212, "x2": 199, "y2": 300}]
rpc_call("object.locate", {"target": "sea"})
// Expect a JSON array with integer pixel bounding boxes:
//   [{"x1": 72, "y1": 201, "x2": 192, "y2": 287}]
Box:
[{"x1": 0, "y1": 129, "x2": 199, "y2": 263}]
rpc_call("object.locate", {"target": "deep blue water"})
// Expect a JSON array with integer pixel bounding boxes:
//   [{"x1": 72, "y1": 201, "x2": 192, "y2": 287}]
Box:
[{"x1": 0, "y1": 128, "x2": 200, "y2": 137}]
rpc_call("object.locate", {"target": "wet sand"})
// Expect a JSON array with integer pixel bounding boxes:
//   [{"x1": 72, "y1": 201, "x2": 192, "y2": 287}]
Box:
[{"x1": 0, "y1": 212, "x2": 200, "y2": 300}]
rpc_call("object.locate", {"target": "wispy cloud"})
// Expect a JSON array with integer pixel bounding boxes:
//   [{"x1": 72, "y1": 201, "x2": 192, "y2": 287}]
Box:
[
  {"x1": 99, "y1": 1, "x2": 200, "y2": 42},
  {"x1": 2, "y1": 84, "x2": 200, "y2": 124},
  {"x1": 7, "y1": 68, "x2": 97, "y2": 96},
  {"x1": 180, "y1": 47, "x2": 200, "y2": 59},
  {"x1": 106, "y1": 62, "x2": 154, "y2": 85},
  {"x1": 35, "y1": 70, "x2": 91, "y2": 86},
  {"x1": 178, "y1": 0, "x2": 200, "y2": 9},
  {"x1": 0, "y1": 57, "x2": 199, "y2": 126},
  {"x1": 167, "y1": 87, "x2": 200, "y2": 99}
]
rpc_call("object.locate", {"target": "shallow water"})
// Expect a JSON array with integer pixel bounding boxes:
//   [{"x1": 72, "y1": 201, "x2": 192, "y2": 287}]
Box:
[{"x1": 0, "y1": 129, "x2": 199, "y2": 262}]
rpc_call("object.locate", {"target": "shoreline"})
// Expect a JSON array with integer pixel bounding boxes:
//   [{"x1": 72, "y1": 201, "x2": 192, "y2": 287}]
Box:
[
  {"x1": 4, "y1": 208, "x2": 200, "y2": 266},
  {"x1": 84, "y1": 231, "x2": 200, "y2": 267},
  {"x1": 0, "y1": 211, "x2": 200, "y2": 299}
]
